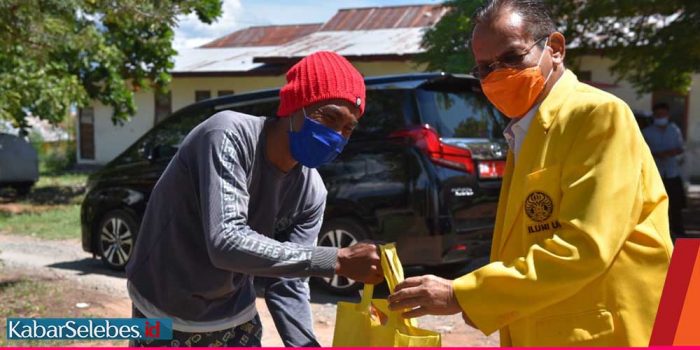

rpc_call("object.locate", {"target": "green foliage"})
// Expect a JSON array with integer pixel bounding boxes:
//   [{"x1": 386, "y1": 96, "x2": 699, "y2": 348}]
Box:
[
  {"x1": 39, "y1": 141, "x2": 77, "y2": 174},
  {"x1": 418, "y1": 0, "x2": 699, "y2": 94},
  {"x1": 27, "y1": 128, "x2": 77, "y2": 174},
  {"x1": 416, "y1": 0, "x2": 479, "y2": 74},
  {"x1": 550, "y1": 0, "x2": 699, "y2": 94},
  {"x1": 0, "y1": 0, "x2": 222, "y2": 130}
]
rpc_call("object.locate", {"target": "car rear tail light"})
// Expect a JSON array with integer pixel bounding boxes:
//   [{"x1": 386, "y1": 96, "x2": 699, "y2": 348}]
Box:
[
  {"x1": 478, "y1": 160, "x2": 506, "y2": 179},
  {"x1": 390, "y1": 125, "x2": 475, "y2": 174}
]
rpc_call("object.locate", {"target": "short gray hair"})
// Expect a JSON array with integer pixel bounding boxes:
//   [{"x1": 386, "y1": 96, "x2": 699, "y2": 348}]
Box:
[{"x1": 473, "y1": 0, "x2": 556, "y2": 43}]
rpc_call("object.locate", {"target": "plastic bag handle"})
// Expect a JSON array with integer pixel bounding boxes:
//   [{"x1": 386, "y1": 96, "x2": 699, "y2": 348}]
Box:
[
  {"x1": 355, "y1": 244, "x2": 414, "y2": 331},
  {"x1": 381, "y1": 244, "x2": 404, "y2": 293},
  {"x1": 357, "y1": 243, "x2": 397, "y2": 311},
  {"x1": 358, "y1": 283, "x2": 374, "y2": 311},
  {"x1": 380, "y1": 244, "x2": 415, "y2": 331},
  {"x1": 357, "y1": 243, "x2": 398, "y2": 310}
]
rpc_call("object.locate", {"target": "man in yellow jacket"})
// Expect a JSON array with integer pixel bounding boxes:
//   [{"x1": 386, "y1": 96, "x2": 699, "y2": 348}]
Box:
[{"x1": 388, "y1": 0, "x2": 674, "y2": 346}]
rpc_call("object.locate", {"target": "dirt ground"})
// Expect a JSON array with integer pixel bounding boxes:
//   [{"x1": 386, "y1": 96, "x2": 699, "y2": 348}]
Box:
[
  {"x1": 0, "y1": 233, "x2": 498, "y2": 347},
  {"x1": 0, "y1": 268, "x2": 129, "y2": 347}
]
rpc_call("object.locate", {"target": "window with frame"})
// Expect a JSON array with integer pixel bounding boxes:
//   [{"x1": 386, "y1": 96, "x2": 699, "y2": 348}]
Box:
[
  {"x1": 416, "y1": 86, "x2": 506, "y2": 140},
  {"x1": 195, "y1": 90, "x2": 211, "y2": 102},
  {"x1": 150, "y1": 107, "x2": 213, "y2": 161},
  {"x1": 79, "y1": 107, "x2": 95, "y2": 160},
  {"x1": 351, "y1": 89, "x2": 414, "y2": 140},
  {"x1": 154, "y1": 90, "x2": 172, "y2": 124}
]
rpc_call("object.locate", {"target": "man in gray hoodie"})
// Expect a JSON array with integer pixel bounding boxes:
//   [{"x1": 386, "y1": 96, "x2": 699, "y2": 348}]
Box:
[{"x1": 126, "y1": 51, "x2": 382, "y2": 347}]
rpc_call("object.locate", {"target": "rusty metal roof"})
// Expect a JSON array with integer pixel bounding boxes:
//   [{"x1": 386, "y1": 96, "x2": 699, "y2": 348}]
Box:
[
  {"x1": 252, "y1": 4, "x2": 448, "y2": 63},
  {"x1": 200, "y1": 23, "x2": 323, "y2": 48},
  {"x1": 253, "y1": 27, "x2": 427, "y2": 63},
  {"x1": 176, "y1": 4, "x2": 448, "y2": 73},
  {"x1": 173, "y1": 47, "x2": 273, "y2": 73},
  {"x1": 320, "y1": 4, "x2": 448, "y2": 31}
]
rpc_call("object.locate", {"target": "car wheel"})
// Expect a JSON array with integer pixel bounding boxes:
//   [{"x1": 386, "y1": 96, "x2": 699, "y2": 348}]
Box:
[
  {"x1": 97, "y1": 210, "x2": 137, "y2": 270},
  {"x1": 314, "y1": 219, "x2": 367, "y2": 295}
]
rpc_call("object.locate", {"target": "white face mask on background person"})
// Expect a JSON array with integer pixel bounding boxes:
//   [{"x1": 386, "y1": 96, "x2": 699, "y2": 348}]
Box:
[{"x1": 654, "y1": 117, "x2": 669, "y2": 127}]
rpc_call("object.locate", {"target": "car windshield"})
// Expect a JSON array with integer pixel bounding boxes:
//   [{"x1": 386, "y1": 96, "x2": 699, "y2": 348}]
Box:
[{"x1": 416, "y1": 85, "x2": 507, "y2": 140}]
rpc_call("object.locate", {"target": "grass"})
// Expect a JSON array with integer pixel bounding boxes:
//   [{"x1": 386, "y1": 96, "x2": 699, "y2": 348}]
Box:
[
  {"x1": 35, "y1": 171, "x2": 90, "y2": 190},
  {"x1": 0, "y1": 171, "x2": 89, "y2": 240},
  {"x1": 0, "y1": 205, "x2": 82, "y2": 240}
]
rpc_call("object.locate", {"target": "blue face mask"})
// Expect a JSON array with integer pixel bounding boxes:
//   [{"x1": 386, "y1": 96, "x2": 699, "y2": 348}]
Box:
[{"x1": 288, "y1": 108, "x2": 348, "y2": 168}]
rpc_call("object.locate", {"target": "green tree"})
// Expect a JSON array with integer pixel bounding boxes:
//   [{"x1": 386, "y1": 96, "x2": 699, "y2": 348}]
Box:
[
  {"x1": 416, "y1": 0, "x2": 479, "y2": 75},
  {"x1": 0, "y1": 0, "x2": 222, "y2": 130},
  {"x1": 417, "y1": 0, "x2": 699, "y2": 94}
]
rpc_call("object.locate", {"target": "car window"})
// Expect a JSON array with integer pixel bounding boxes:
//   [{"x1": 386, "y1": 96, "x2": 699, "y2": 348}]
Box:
[
  {"x1": 114, "y1": 106, "x2": 213, "y2": 165},
  {"x1": 319, "y1": 143, "x2": 409, "y2": 187},
  {"x1": 351, "y1": 89, "x2": 415, "y2": 140},
  {"x1": 226, "y1": 98, "x2": 280, "y2": 118},
  {"x1": 416, "y1": 86, "x2": 506, "y2": 140},
  {"x1": 151, "y1": 107, "x2": 214, "y2": 160}
]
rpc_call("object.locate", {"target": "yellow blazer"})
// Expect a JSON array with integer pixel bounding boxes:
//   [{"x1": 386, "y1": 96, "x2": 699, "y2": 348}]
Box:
[{"x1": 453, "y1": 70, "x2": 673, "y2": 347}]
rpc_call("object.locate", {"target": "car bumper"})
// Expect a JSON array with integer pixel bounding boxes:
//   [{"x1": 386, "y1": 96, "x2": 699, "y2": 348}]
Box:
[{"x1": 396, "y1": 227, "x2": 492, "y2": 266}]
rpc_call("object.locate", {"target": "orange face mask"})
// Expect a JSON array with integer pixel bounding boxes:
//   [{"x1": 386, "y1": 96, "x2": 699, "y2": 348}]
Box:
[{"x1": 481, "y1": 41, "x2": 553, "y2": 118}]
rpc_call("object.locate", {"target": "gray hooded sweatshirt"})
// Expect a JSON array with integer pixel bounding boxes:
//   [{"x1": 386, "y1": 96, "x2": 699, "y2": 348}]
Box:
[{"x1": 125, "y1": 110, "x2": 337, "y2": 343}]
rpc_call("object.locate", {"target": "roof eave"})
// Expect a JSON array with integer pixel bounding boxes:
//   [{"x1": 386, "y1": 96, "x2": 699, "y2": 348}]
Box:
[
  {"x1": 172, "y1": 68, "x2": 288, "y2": 78},
  {"x1": 253, "y1": 53, "x2": 419, "y2": 64}
]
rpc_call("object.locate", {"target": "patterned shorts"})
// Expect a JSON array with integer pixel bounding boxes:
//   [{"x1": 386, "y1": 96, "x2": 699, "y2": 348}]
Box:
[{"x1": 130, "y1": 305, "x2": 263, "y2": 347}]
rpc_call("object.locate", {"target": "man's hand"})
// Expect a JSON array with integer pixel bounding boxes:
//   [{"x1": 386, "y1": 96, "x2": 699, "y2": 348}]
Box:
[
  {"x1": 387, "y1": 275, "x2": 462, "y2": 318},
  {"x1": 335, "y1": 242, "x2": 383, "y2": 284}
]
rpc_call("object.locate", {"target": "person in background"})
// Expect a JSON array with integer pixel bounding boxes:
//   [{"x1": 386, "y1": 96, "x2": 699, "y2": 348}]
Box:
[
  {"x1": 643, "y1": 102, "x2": 687, "y2": 240},
  {"x1": 126, "y1": 51, "x2": 383, "y2": 347},
  {"x1": 386, "y1": 0, "x2": 673, "y2": 346}
]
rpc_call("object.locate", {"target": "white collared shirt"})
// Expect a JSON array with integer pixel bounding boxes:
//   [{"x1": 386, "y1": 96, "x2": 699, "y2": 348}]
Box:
[{"x1": 503, "y1": 103, "x2": 540, "y2": 161}]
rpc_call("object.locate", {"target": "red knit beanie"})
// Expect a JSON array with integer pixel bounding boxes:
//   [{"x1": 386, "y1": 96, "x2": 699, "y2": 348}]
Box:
[{"x1": 277, "y1": 51, "x2": 366, "y2": 117}]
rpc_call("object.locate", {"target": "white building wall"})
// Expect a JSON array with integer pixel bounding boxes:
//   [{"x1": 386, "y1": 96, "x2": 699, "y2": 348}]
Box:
[
  {"x1": 80, "y1": 90, "x2": 155, "y2": 164},
  {"x1": 575, "y1": 55, "x2": 653, "y2": 113},
  {"x1": 170, "y1": 75, "x2": 285, "y2": 112},
  {"x1": 168, "y1": 60, "x2": 422, "y2": 112},
  {"x1": 80, "y1": 77, "x2": 285, "y2": 165},
  {"x1": 79, "y1": 60, "x2": 424, "y2": 165},
  {"x1": 576, "y1": 55, "x2": 700, "y2": 178},
  {"x1": 82, "y1": 58, "x2": 700, "y2": 175}
]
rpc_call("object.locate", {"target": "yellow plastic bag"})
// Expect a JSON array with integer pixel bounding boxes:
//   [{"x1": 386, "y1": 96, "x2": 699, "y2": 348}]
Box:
[{"x1": 332, "y1": 243, "x2": 442, "y2": 347}]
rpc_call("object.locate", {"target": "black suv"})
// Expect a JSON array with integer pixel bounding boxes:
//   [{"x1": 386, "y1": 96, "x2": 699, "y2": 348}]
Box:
[{"x1": 81, "y1": 73, "x2": 507, "y2": 293}]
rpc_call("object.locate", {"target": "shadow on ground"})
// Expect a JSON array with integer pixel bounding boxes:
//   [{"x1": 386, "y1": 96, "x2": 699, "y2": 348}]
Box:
[
  {"x1": 0, "y1": 186, "x2": 84, "y2": 206},
  {"x1": 48, "y1": 258, "x2": 126, "y2": 279}
]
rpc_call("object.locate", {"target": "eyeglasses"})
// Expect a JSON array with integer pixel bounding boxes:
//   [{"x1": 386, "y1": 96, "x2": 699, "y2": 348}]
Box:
[{"x1": 470, "y1": 36, "x2": 549, "y2": 79}]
